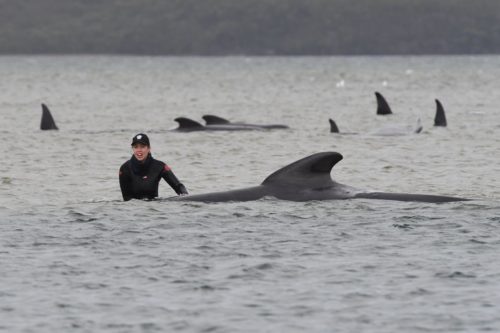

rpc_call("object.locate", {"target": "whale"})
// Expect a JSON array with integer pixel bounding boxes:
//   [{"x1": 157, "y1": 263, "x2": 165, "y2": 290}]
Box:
[
  {"x1": 173, "y1": 117, "x2": 262, "y2": 132},
  {"x1": 202, "y1": 115, "x2": 289, "y2": 129},
  {"x1": 329, "y1": 119, "x2": 340, "y2": 133},
  {"x1": 170, "y1": 152, "x2": 468, "y2": 203},
  {"x1": 434, "y1": 99, "x2": 447, "y2": 127},
  {"x1": 329, "y1": 118, "x2": 422, "y2": 136},
  {"x1": 328, "y1": 119, "x2": 357, "y2": 135},
  {"x1": 375, "y1": 92, "x2": 393, "y2": 115},
  {"x1": 40, "y1": 104, "x2": 58, "y2": 130}
]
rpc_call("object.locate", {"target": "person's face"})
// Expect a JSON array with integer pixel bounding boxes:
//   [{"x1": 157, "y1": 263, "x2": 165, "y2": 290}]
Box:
[{"x1": 132, "y1": 143, "x2": 150, "y2": 162}]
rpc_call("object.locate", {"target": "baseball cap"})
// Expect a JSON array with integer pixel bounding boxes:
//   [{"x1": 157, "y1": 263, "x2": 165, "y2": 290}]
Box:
[{"x1": 131, "y1": 133, "x2": 150, "y2": 146}]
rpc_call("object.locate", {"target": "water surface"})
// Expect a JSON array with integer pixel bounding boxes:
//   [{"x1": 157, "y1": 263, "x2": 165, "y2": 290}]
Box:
[{"x1": 0, "y1": 55, "x2": 499, "y2": 332}]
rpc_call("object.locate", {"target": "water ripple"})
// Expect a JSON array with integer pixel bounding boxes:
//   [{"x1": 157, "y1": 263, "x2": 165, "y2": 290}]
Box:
[{"x1": 1, "y1": 55, "x2": 500, "y2": 333}]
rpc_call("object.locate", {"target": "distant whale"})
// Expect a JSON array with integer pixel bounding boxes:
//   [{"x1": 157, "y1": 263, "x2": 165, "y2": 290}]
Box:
[
  {"x1": 329, "y1": 118, "x2": 422, "y2": 136},
  {"x1": 202, "y1": 115, "x2": 289, "y2": 129},
  {"x1": 434, "y1": 99, "x2": 447, "y2": 127},
  {"x1": 328, "y1": 119, "x2": 357, "y2": 135},
  {"x1": 40, "y1": 104, "x2": 58, "y2": 130},
  {"x1": 171, "y1": 152, "x2": 467, "y2": 203},
  {"x1": 173, "y1": 117, "x2": 262, "y2": 132},
  {"x1": 375, "y1": 93, "x2": 447, "y2": 127},
  {"x1": 375, "y1": 92, "x2": 393, "y2": 115},
  {"x1": 329, "y1": 119, "x2": 340, "y2": 133}
]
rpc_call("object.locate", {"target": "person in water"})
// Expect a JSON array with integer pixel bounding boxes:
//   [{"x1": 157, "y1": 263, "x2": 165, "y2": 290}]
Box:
[{"x1": 119, "y1": 133, "x2": 188, "y2": 201}]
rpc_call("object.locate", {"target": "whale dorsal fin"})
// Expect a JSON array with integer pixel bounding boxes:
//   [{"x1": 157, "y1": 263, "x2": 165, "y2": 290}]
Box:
[
  {"x1": 375, "y1": 92, "x2": 392, "y2": 115},
  {"x1": 174, "y1": 117, "x2": 204, "y2": 129},
  {"x1": 202, "y1": 115, "x2": 231, "y2": 125},
  {"x1": 40, "y1": 103, "x2": 58, "y2": 130},
  {"x1": 262, "y1": 152, "x2": 343, "y2": 187},
  {"x1": 434, "y1": 99, "x2": 447, "y2": 127},
  {"x1": 329, "y1": 118, "x2": 340, "y2": 133}
]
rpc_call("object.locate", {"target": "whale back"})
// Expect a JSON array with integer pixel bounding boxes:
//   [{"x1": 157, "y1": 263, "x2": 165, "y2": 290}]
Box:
[
  {"x1": 171, "y1": 151, "x2": 467, "y2": 203},
  {"x1": 262, "y1": 152, "x2": 343, "y2": 188},
  {"x1": 40, "y1": 104, "x2": 58, "y2": 130},
  {"x1": 434, "y1": 99, "x2": 447, "y2": 127},
  {"x1": 375, "y1": 92, "x2": 393, "y2": 115}
]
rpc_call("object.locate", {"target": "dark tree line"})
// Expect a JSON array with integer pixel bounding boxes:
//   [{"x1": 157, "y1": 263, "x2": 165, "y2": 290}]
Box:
[{"x1": 1, "y1": 0, "x2": 500, "y2": 55}]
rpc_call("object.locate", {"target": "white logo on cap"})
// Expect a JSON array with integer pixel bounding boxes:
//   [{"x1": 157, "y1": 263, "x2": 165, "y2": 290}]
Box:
[{"x1": 137, "y1": 135, "x2": 142, "y2": 139}]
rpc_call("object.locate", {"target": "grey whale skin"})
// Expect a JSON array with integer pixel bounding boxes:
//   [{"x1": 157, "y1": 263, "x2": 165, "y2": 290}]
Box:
[
  {"x1": 375, "y1": 92, "x2": 393, "y2": 115},
  {"x1": 171, "y1": 152, "x2": 467, "y2": 203},
  {"x1": 173, "y1": 116, "x2": 289, "y2": 132},
  {"x1": 173, "y1": 117, "x2": 262, "y2": 132},
  {"x1": 202, "y1": 115, "x2": 289, "y2": 129},
  {"x1": 40, "y1": 104, "x2": 58, "y2": 130},
  {"x1": 434, "y1": 99, "x2": 447, "y2": 127}
]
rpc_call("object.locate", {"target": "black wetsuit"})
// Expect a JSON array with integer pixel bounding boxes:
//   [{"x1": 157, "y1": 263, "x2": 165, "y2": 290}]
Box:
[{"x1": 119, "y1": 154, "x2": 188, "y2": 201}]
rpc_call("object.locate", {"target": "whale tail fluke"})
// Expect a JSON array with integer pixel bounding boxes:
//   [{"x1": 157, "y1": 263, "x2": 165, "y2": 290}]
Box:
[
  {"x1": 202, "y1": 115, "x2": 231, "y2": 125},
  {"x1": 329, "y1": 118, "x2": 340, "y2": 133},
  {"x1": 40, "y1": 104, "x2": 58, "y2": 130},
  {"x1": 375, "y1": 92, "x2": 393, "y2": 115},
  {"x1": 434, "y1": 99, "x2": 447, "y2": 127}
]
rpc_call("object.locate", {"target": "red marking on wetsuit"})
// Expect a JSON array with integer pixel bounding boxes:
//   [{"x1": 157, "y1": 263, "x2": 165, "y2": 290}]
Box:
[
  {"x1": 164, "y1": 165, "x2": 171, "y2": 172},
  {"x1": 119, "y1": 171, "x2": 123, "y2": 176}
]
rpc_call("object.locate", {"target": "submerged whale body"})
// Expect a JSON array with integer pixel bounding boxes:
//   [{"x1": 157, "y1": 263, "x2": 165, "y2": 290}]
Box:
[
  {"x1": 40, "y1": 104, "x2": 58, "y2": 130},
  {"x1": 202, "y1": 115, "x2": 289, "y2": 129},
  {"x1": 171, "y1": 152, "x2": 467, "y2": 203},
  {"x1": 375, "y1": 92, "x2": 393, "y2": 115}
]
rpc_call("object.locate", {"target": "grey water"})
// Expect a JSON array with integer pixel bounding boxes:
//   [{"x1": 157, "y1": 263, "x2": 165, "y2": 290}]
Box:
[{"x1": 1, "y1": 55, "x2": 500, "y2": 332}]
